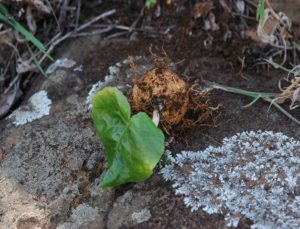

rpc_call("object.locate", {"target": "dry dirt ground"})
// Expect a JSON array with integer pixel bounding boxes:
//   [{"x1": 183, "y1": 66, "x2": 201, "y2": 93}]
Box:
[{"x1": 1, "y1": 1, "x2": 300, "y2": 228}]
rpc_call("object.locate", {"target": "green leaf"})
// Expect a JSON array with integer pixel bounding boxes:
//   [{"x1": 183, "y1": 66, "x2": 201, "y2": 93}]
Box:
[
  {"x1": 145, "y1": 0, "x2": 157, "y2": 8},
  {"x1": 293, "y1": 42, "x2": 300, "y2": 52},
  {"x1": 256, "y1": 0, "x2": 265, "y2": 25},
  {"x1": 27, "y1": 43, "x2": 48, "y2": 78},
  {"x1": 92, "y1": 87, "x2": 165, "y2": 189}
]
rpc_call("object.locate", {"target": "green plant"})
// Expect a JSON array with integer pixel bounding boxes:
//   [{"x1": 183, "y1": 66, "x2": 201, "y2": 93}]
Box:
[
  {"x1": 0, "y1": 3, "x2": 52, "y2": 60},
  {"x1": 92, "y1": 87, "x2": 165, "y2": 189},
  {"x1": 256, "y1": 0, "x2": 265, "y2": 25},
  {"x1": 27, "y1": 43, "x2": 48, "y2": 78},
  {"x1": 293, "y1": 42, "x2": 300, "y2": 52},
  {"x1": 204, "y1": 81, "x2": 300, "y2": 124},
  {"x1": 145, "y1": 0, "x2": 157, "y2": 8},
  {"x1": 0, "y1": 3, "x2": 53, "y2": 80}
]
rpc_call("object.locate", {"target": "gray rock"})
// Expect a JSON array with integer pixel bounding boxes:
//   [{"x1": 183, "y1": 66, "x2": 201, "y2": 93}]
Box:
[
  {"x1": 0, "y1": 42, "x2": 155, "y2": 228},
  {"x1": 107, "y1": 190, "x2": 151, "y2": 229},
  {"x1": 57, "y1": 204, "x2": 102, "y2": 229},
  {"x1": 0, "y1": 38, "x2": 113, "y2": 228}
]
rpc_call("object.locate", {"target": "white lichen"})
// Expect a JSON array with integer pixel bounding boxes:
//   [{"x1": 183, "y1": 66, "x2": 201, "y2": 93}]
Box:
[
  {"x1": 160, "y1": 131, "x2": 300, "y2": 228},
  {"x1": 8, "y1": 90, "x2": 51, "y2": 126},
  {"x1": 86, "y1": 74, "x2": 114, "y2": 109},
  {"x1": 131, "y1": 209, "x2": 152, "y2": 224},
  {"x1": 85, "y1": 56, "x2": 150, "y2": 109},
  {"x1": 46, "y1": 58, "x2": 76, "y2": 74}
]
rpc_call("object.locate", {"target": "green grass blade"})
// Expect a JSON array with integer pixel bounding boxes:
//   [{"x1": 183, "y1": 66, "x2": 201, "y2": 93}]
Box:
[
  {"x1": 27, "y1": 43, "x2": 48, "y2": 78},
  {"x1": 145, "y1": 0, "x2": 157, "y2": 8},
  {"x1": 257, "y1": 0, "x2": 265, "y2": 25},
  {"x1": 0, "y1": 3, "x2": 53, "y2": 61},
  {"x1": 264, "y1": 97, "x2": 300, "y2": 124},
  {"x1": 293, "y1": 42, "x2": 300, "y2": 52},
  {"x1": 28, "y1": 43, "x2": 60, "y2": 93},
  {"x1": 204, "y1": 81, "x2": 300, "y2": 125},
  {"x1": 0, "y1": 3, "x2": 9, "y2": 16},
  {"x1": 243, "y1": 96, "x2": 261, "y2": 108},
  {"x1": 204, "y1": 81, "x2": 278, "y2": 98},
  {"x1": 265, "y1": 58, "x2": 291, "y2": 73},
  {"x1": 266, "y1": 58, "x2": 300, "y2": 77}
]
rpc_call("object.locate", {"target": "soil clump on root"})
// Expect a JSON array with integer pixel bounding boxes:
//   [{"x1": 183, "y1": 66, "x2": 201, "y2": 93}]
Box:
[{"x1": 131, "y1": 48, "x2": 214, "y2": 134}]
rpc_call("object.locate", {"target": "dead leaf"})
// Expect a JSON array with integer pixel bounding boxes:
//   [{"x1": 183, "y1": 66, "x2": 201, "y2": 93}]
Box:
[
  {"x1": 275, "y1": 96, "x2": 289, "y2": 104},
  {"x1": 16, "y1": 58, "x2": 36, "y2": 74},
  {"x1": 290, "y1": 87, "x2": 300, "y2": 109},
  {"x1": 24, "y1": 0, "x2": 51, "y2": 14}
]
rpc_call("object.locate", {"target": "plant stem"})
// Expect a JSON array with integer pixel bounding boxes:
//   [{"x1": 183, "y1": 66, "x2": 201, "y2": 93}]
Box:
[{"x1": 152, "y1": 109, "x2": 160, "y2": 127}]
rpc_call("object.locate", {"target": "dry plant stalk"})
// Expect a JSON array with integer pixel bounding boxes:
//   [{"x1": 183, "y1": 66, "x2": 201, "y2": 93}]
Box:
[
  {"x1": 277, "y1": 73, "x2": 300, "y2": 109},
  {"x1": 255, "y1": 0, "x2": 292, "y2": 64}
]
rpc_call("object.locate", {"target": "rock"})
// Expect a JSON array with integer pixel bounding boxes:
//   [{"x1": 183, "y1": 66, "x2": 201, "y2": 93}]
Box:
[
  {"x1": 57, "y1": 204, "x2": 103, "y2": 229},
  {"x1": 2, "y1": 35, "x2": 297, "y2": 229},
  {"x1": 0, "y1": 38, "x2": 113, "y2": 228},
  {"x1": 0, "y1": 177, "x2": 46, "y2": 229},
  {"x1": 107, "y1": 190, "x2": 152, "y2": 229},
  {"x1": 0, "y1": 38, "x2": 166, "y2": 229}
]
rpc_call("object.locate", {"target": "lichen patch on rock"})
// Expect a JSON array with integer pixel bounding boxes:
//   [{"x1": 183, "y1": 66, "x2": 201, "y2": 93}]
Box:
[
  {"x1": 8, "y1": 90, "x2": 51, "y2": 126},
  {"x1": 46, "y1": 58, "x2": 76, "y2": 75},
  {"x1": 86, "y1": 56, "x2": 151, "y2": 109},
  {"x1": 160, "y1": 131, "x2": 300, "y2": 228},
  {"x1": 131, "y1": 208, "x2": 152, "y2": 224}
]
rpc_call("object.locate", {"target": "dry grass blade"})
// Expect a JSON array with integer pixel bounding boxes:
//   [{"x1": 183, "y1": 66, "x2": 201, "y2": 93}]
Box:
[
  {"x1": 266, "y1": 59, "x2": 300, "y2": 109},
  {"x1": 37, "y1": 9, "x2": 116, "y2": 65}
]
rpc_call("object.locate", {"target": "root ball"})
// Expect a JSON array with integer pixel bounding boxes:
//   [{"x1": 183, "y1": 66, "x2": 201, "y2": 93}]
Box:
[{"x1": 131, "y1": 68, "x2": 189, "y2": 126}]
